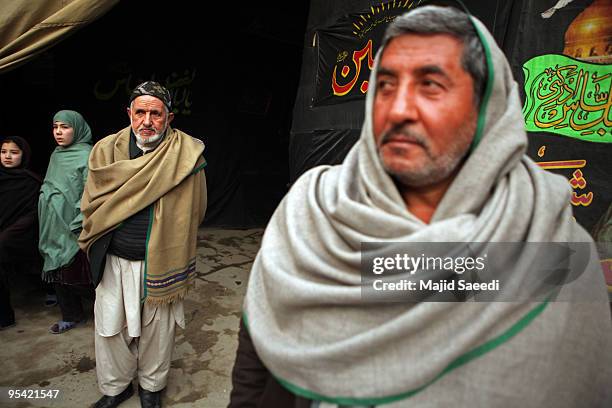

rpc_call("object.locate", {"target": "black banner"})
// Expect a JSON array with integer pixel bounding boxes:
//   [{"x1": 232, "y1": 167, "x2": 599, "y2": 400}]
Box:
[{"x1": 314, "y1": 0, "x2": 424, "y2": 106}]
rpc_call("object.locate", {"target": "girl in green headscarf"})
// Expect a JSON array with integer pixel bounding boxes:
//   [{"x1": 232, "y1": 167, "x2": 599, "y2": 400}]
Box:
[{"x1": 39, "y1": 110, "x2": 94, "y2": 334}]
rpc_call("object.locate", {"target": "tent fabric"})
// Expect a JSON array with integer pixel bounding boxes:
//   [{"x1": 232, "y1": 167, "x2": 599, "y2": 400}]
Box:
[{"x1": 0, "y1": 0, "x2": 119, "y2": 73}]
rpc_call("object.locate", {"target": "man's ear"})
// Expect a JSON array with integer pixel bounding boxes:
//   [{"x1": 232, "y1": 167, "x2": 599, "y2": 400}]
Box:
[
  {"x1": 126, "y1": 106, "x2": 131, "y2": 120},
  {"x1": 168, "y1": 112, "x2": 175, "y2": 124}
]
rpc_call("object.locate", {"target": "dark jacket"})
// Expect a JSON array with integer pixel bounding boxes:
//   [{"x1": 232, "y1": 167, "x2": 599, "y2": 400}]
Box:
[
  {"x1": 229, "y1": 319, "x2": 311, "y2": 408},
  {"x1": 88, "y1": 232, "x2": 112, "y2": 287}
]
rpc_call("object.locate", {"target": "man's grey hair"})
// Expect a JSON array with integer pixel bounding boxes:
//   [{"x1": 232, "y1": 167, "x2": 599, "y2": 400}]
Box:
[{"x1": 383, "y1": 5, "x2": 487, "y2": 107}]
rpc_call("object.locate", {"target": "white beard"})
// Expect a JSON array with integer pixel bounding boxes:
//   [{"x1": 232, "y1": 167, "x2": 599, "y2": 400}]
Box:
[
  {"x1": 134, "y1": 130, "x2": 164, "y2": 151},
  {"x1": 131, "y1": 116, "x2": 168, "y2": 152}
]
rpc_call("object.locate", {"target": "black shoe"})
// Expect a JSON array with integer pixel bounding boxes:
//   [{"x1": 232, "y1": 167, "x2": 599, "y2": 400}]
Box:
[
  {"x1": 93, "y1": 383, "x2": 134, "y2": 408},
  {"x1": 138, "y1": 385, "x2": 162, "y2": 408}
]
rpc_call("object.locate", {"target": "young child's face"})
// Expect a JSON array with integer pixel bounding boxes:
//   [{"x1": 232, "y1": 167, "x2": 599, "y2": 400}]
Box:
[
  {"x1": 52, "y1": 121, "x2": 75, "y2": 147},
  {"x1": 1, "y1": 141, "x2": 23, "y2": 168}
]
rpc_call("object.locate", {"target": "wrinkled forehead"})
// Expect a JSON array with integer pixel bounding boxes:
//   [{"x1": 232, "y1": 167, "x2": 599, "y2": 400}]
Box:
[{"x1": 378, "y1": 32, "x2": 465, "y2": 69}]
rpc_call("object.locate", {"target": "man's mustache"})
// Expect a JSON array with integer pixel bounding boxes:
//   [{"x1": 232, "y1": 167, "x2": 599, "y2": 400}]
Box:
[{"x1": 379, "y1": 126, "x2": 430, "y2": 150}]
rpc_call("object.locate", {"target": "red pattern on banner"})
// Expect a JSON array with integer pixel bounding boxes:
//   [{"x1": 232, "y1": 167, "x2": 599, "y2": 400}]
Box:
[{"x1": 332, "y1": 40, "x2": 374, "y2": 96}]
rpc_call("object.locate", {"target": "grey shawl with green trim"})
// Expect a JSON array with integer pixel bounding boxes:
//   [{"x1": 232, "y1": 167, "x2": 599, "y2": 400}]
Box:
[{"x1": 243, "y1": 11, "x2": 612, "y2": 407}]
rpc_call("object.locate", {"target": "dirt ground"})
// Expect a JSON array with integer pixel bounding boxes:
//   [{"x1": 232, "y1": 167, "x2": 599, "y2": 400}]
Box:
[{"x1": 0, "y1": 228, "x2": 263, "y2": 408}]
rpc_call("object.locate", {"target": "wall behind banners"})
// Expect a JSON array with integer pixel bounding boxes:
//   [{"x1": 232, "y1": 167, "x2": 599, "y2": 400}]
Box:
[
  {"x1": 511, "y1": 0, "x2": 611, "y2": 238},
  {"x1": 290, "y1": 0, "x2": 611, "y2": 239},
  {"x1": 0, "y1": 1, "x2": 309, "y2": 228},
  {"x1": 290, "y1": 0, "x2": 511, "y2": 181}
]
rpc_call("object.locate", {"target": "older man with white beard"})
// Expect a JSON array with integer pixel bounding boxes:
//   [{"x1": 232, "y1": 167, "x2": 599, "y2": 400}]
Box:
[{"x1": 79, "y1": 81, "x2": 207, "y2": 408}]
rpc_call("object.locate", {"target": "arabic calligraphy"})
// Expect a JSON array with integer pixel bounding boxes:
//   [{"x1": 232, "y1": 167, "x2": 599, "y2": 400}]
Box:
[
  {"x1": 536, "y1": 159, "x2": 586, "y2": 169},
  {"x1": 332, "y1": 40, "x2": 374, "y2": 96},
  {"x1": 316, "y1": 0, "x2": 424, "y2": 105},
  {"x1": 568, "y1": 169, "x2": 594, "y2": 206},
  {"x1": 522, "y1": 54, "x2": 611, "y2": 143},
  {"x1": 536, "y1": 153, "x2": 593, "y2": 207},
  {"x1": 94, "y1": 68, "x2": 196, "y2": 115},
  {"x1": 537, "y1": 145, "x2": 546, "y2": 157},
  {"x1": 351, "y1": 0, "x2": 422, "y2": 39},
  {"x1": 355, "y1": 15, "x2": 399, "y2": 39}
]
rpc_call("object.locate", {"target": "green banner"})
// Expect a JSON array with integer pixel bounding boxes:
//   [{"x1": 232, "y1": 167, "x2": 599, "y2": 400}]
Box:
[{"x1": 522, "y1": 54, "x2": 611, "y2": 143}]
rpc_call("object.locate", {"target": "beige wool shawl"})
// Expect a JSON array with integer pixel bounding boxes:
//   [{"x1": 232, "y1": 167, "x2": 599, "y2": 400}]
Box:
[
  {"x1": 243, "y1": 11, "x2": 612, "y2": 408},
  {"x1": 79, "y1": 126, "x2": 206, "y2": 305}
]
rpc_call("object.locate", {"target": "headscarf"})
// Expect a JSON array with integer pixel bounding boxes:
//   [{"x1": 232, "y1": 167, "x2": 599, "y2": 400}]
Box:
[
  {"x1": 38, "y1": 110, "x2": 92, "y2": 274},
  {"x1": 1, "y1": 135, "x2": 32, "y2": 168},
  {"x1": 242, "y1": 6, "x2": 612, "y2": 407},
  {"x1": 0, "y1": 136, "x2": 41, "y2": 230}
]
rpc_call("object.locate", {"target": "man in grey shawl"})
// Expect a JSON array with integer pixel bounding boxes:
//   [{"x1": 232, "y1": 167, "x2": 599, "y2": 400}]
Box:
[{"x1": 229, "y1": 5, "x2": 612, "y2": 408}]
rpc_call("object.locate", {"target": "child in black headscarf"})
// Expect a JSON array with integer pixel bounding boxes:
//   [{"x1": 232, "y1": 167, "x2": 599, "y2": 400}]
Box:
[{"x1": 0, "y1": 136, "x2": 42, "y2": 329}]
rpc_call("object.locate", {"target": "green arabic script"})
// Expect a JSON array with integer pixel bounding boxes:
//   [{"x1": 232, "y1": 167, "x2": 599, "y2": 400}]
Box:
[{"x1": 522, "y1": 54, "x2": 611, "y2": 143}]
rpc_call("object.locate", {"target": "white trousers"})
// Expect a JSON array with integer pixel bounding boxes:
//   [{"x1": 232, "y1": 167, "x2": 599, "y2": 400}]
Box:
[{"x1": 94, "y1": 255, "x2": 184, "y2": 395}]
